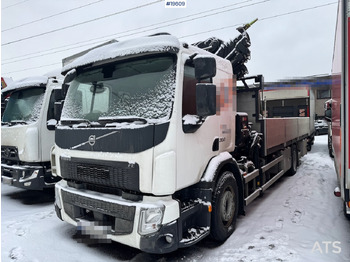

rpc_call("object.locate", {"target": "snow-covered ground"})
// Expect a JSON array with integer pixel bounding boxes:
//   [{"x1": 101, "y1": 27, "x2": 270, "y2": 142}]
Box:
[{"x1": 2, "y1": 135, "x2": 350, "y2": 262}]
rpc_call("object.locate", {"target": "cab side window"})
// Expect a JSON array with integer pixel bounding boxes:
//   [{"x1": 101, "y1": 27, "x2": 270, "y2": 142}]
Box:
[
  {"x1": 182, "y1": 65, "x2": 197, "y2": 117},
  {"x1": 182, "y1": 64, "x2": 211, "y2": 117},
  {"x1": 47, "y1": 91, "x2": 55, "y2": 123}
]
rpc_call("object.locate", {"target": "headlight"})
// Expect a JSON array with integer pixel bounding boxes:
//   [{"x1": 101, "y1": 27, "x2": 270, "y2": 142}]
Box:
[{"x1": 138, "y1": 207, "x2": 164, "y2": 235}]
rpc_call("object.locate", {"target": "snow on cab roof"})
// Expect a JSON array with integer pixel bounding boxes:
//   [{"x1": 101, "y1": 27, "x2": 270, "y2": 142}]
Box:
[
  {"x1": 61, "y1": 34, "x2": 181, "y2": 74},
  {"x1": 2, "y1": 76, "x2": 48, "y2": 93}
]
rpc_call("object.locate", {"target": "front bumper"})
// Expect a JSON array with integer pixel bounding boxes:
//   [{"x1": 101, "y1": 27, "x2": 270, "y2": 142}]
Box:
[
  {"x1": 55, "y1": 180, "x2": 181, "y2": 253},
  {"x1": 1, "y1": 163, "x2": 59, "y2": 190}
]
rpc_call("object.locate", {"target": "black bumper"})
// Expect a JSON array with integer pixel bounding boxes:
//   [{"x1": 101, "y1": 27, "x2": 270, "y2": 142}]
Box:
[
  {"x1": 1, "y1": 164, "x2": 59, "y2": 190},
  {"x1": 140, "y1": 201, "x2": 211, "y2": 254},
  {"x1": 140, "y1": 221, "x2": 180, "y2": 254}
]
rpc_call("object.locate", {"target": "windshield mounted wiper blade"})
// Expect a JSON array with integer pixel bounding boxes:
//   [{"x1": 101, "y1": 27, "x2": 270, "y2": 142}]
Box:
[
  {"x1": 60, "y1": 119, "x2": 100, "y2": 128},
  {"x1": 9, "y1": 120, "x2": 27, "y2": 125},
  {"x1": 98, "y1": 116, "x2": 148, "y2": 126}
]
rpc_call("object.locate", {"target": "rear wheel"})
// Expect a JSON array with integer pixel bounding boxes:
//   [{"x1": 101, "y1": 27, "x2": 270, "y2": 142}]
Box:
[
  {"x1": 328, "y1": 135, "x2": 334, "y2": 158},
  {"x1": 210, "y1": 171, "x2": 238, "y2": 242},
  {"x1": 344, "y1": 202, "x2": 350, "y2": 220},
  {"x1": 307, "y1": 143, "x2": 312, "y2": 151},
  {"x1": 288, "y1": 145, "x2": 298, "y2": 176}
]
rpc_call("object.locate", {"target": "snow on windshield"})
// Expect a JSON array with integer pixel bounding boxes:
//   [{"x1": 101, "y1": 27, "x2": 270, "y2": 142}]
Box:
[
  {"x1": 61, "y1": 55, "x2": 176, "y2": 124},
  {"x1": 107, "y1": 70, "x2": 176, "y2": 121},
  {"x1": 2, "y1": 87, "x2": 45, "y2": 123}
]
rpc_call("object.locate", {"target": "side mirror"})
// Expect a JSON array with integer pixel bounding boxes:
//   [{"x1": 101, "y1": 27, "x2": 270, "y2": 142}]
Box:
[
  {"x1": 196, "y1": 83, "x2": 216, "y2": 117},
  {"x1": 64, "y1": 69, "x2": 76, "y2": 84},
  {"x1": 53, "y1": 88, "x2": 64, "y2": 121},
  {"x1": 325, "y1": 109, "x2": 332, "y2": 122},
  {"x1": 54, "y1": 88, "x2": 64, "y2": 101},
  {"x1": 47, "y1": 119, "x2": 57, "y2": 130},
  {"x1": 54, "y1": 101, "x2": 63, "y2": 121},
  {"x1": 62, "y1": 83, "x2": 69, "y2": 97},
  {"x1": 193, "y1": 56, "x2": 216, "y2": 81},
  {"x1": 324, "y1": 99, "x2": 332, "y2": 122},
  {"x1": 62, "y1": 69, "x2": 76, "y2": 96}
]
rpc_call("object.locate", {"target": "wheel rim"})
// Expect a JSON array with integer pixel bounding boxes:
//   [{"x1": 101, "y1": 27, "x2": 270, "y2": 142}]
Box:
[{"x1": 220, "y1": 186, "x2": 235, "y2": 226}]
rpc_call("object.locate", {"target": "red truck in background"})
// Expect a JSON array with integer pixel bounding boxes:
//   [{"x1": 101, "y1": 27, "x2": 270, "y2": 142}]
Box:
[{"x1": 330, "y1": 0, "x2": 350, "y2": 219}]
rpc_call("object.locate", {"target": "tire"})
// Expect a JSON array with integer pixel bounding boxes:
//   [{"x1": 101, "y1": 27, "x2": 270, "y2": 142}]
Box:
[
  {"x1": 344, "y1": 202, "x2": 350, "y2": 220},
  {"x1": 329, "y1": 147, "x2": 334, "y2": 158},
  {"x1": 210, "y1": 171, "x2": 239, "y2": 242},
  {"x1": 288, "y1": 145, "x2": 298, "y2": 176},
  {"x1": 328, "y1": 135, "x2": 334, "y2": 158},
  {"x1": 307, "y1": 143, "x2": 312, "y2": 151}
]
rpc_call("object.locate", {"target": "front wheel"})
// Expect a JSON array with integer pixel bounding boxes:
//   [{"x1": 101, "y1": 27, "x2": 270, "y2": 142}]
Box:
[{"x1": 210, "y1": 171, "x2": 239, "y2": 242}]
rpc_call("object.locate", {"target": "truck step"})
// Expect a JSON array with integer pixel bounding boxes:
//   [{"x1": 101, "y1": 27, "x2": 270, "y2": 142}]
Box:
[{"x1": 179, "y1": 227, "x2": 210, "y2": 246}]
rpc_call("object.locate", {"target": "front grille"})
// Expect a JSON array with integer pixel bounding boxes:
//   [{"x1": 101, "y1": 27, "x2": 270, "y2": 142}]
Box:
[
  {"x1": 60, "y1": 157, "x2": 140, "y2": 192},
  {"x1": 1, "y1": 146, "x2": 19, "y2": 161},
  {"x1": 62, "y1": 190, "x2": 136, "y2": 220},
  {"x1": 77, "y1": 164, "x2": 110, "y2": 181},
  {"x1": 62, "y1": 190, "x2": 136, "y2": 234}
]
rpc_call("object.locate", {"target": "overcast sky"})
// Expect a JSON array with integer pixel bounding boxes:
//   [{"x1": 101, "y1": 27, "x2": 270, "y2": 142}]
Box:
[{"x1": 1, "y1": 0, "x2": 338, "y2": 82}]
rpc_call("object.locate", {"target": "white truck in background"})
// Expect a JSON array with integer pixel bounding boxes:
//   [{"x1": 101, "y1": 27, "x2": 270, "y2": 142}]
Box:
[
  {"x1": 52, "y1": 27, "x2": 311, "y2": 253},
  {"x1": 1, "y1": 76, "x2": 63, "y2": 190}
]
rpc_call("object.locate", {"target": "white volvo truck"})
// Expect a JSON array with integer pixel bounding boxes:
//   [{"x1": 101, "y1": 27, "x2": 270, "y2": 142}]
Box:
[
  {"x1": 52, "y1": 30, "x2": 310, "y2": 253},
  {"x1": 1, "y1": 76, "x2": 62, "y2": 190}
]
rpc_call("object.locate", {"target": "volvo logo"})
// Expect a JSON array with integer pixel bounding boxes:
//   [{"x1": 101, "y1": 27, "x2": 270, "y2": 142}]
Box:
[
  {"x1": 88, "y1": 135, "x2": 96, "y2": 146},
  {"x1": 71, "y1": 131, "x2": 119, "y2": 150}
]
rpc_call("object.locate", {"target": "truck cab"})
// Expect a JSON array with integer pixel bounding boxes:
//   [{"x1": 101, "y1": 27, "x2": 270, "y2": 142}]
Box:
[
  {"x1": 1, "y1": 76, "x2": 62, "y2": 190},
  {"x1": 53, "y1": 34, "x2": 238, "y2": 252}
]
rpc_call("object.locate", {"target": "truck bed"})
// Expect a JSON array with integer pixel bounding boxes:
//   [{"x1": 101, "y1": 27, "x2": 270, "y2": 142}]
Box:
[{"x1": 265, "y1": 117, "x2": 309, "y2": 154}]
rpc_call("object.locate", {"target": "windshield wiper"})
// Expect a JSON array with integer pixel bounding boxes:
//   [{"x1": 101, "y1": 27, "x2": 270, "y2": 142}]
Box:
[
  {"x1": 98, "y1": 116, "x2": 148, "y2": 126},
  {"x1": 9, "y1": 120, "x2": 27, "y2": 126},
  {"x1": 60, "y1": 119, "x2": 101, "y2": 128}
]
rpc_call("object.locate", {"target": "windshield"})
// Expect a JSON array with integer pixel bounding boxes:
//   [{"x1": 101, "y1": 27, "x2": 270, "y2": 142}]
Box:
[
  {"x1": 61, "y1": 55, "x2": 176, "y2": 125},
  {"x1": 2, "y1": 87, "x2": 45, "y2": 124}
]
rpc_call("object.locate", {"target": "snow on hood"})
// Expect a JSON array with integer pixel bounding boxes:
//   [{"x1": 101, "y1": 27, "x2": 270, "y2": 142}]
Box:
[
  {"x1": 2, "y1": 76, "x2": 48, "y2": 93},
  {"x1": 62, "y1": 34, "x2": 181, "y2": 73}
]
